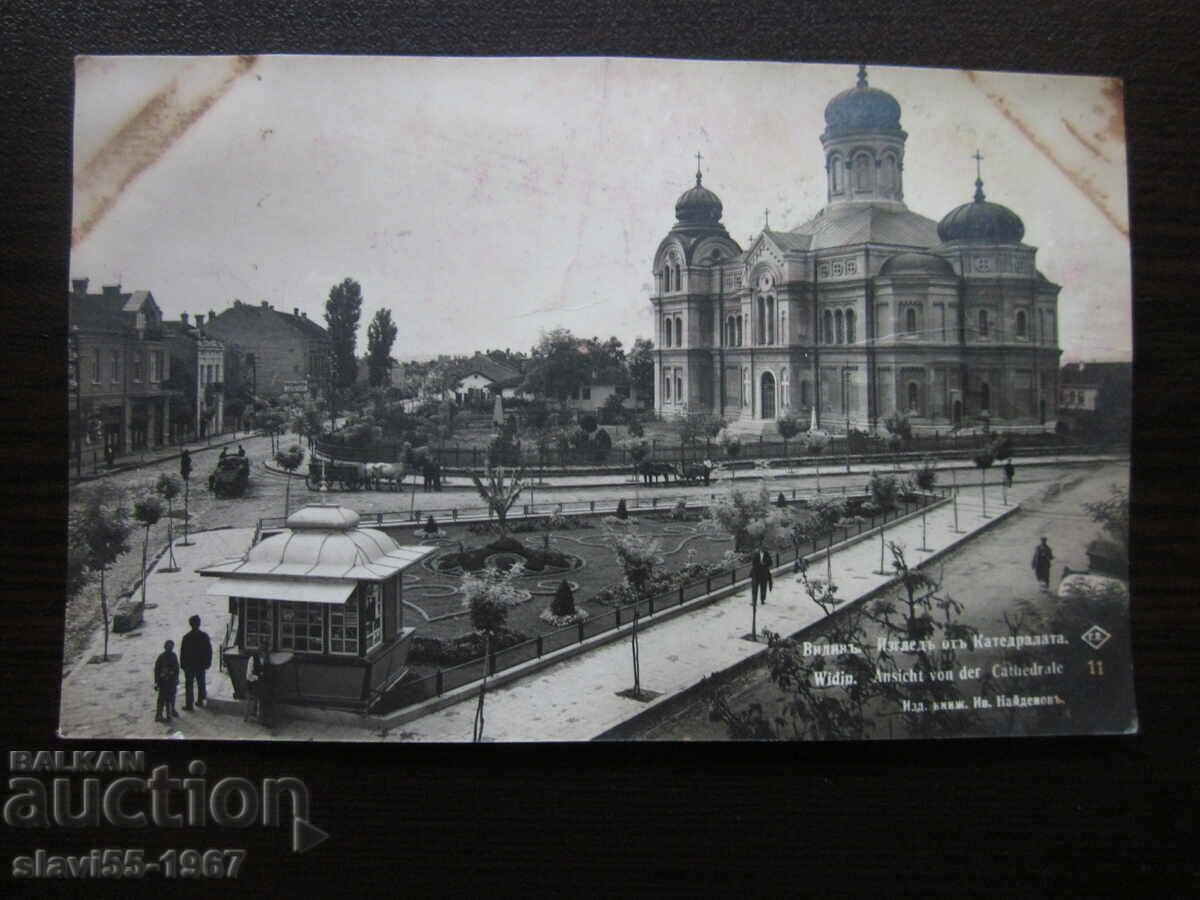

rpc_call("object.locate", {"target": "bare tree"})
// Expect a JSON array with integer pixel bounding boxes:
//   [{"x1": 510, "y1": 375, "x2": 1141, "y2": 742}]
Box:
[{"x1": 470, "y1": 465, "x2": 526, "y2": 536}]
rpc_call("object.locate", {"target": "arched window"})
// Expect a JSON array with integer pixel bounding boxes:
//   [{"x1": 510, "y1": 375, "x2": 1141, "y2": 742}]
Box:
[
  {"x1": 980, "y1": 382, "x2": 991, "y2": 411},
  {"x1": 676, "y1": 372, "x2": 682, "y2": 403},
  {"x1": 675, "y1": 317, "x2": 683, "y2": 348},
  {"x1": 663, "y1": 318, "x2": 672, "y2": 348},
  {"x1": 979, "y1": 309, "x2": 990, "y2": 337},
  {"x1": 781, "y1": 367, "x2": 790, "y2": 408},
  {"x1": 835, "y1": 310, "x2": 845, "y2": 344},
  {"x1": 767, "y1": 297, "x2": 776, "y2": 344},
  {"x1": 756, "y1": 298, "x2": 765, "y2": 345},
  {"x1": 801, "y1": 380, "x2": 810, "y2": 407},
  {"x1": 881, "y1": 154, "x2": 897, "y2": 192},
  {"x1": 664, "y1": 268, "x2": 671, "y2": 293},
  {"x1": 1016, "y1": 310, "x2": 1027, "y2": 337},
  {"x1": 664, "y1": 372, "x2": 671, "y2": 401},
  {"x1": 736, "y1": 315, "x2": 743, "y2": 347},
  {"x1": 908, "y1": 382, "x2": 919, "y2": 412},
  {"x1": 675, "y1": 265, "x2": 682, "y2": 292},
  {"x1": 845, "y1": 309, "x2": 856, "y2": 345},
  {"x1": 781, "y1": 308, "x2": 787, "y2": 344},
  {"x1": 823, "y1": 310, "x2": 833, "y2": 344},
  {"x1": 855, "y1": 153, "x2": 872, "y2": 191},
  {"x1": 905, "y1": 307, "x2": 917, "y2": 334},
  {"x1": 830, "y1": 154, "x2": 842, "y2": 193}
]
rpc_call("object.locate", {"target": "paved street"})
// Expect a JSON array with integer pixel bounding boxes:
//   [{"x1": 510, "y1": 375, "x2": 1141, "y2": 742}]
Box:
[{"x1": 58, "y1": 457, "x2": 1125, "y2": 742}]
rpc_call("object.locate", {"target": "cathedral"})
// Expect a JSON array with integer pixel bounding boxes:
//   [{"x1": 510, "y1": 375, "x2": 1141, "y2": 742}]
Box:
[{"x1": 650, "y1": 65, "x2": 1062, "y2": 435}]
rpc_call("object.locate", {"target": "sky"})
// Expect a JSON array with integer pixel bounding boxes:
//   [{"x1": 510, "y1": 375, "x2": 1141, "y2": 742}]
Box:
[{"x1": 70, "y1": 56, "x2": 1132, "y2": 362}]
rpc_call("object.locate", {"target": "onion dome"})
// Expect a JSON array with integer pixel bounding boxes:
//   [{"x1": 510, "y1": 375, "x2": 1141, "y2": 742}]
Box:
[
  {"x1": 674, "y1": 169, "x2": 724, "y2": 226},
  {"x1": 937, "y1": 176, "x2": 1025, "y2": 244},
  {"x1": 822, "y1": 64, "x2": 904, "y2": 140},
  {"x1": 879, "y1": 251, "x2": 956, "y2": 277}
]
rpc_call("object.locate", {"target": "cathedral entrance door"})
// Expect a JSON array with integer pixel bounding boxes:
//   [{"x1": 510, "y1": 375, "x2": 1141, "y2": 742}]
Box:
[{"x1": 760, "y1": 372, "x2": 776, "y2": 420}]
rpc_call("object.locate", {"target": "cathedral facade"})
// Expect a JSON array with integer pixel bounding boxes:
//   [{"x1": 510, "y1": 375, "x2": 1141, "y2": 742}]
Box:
[{"x1": 650, "y1": 66, "x2": 1062, "y2": 435}]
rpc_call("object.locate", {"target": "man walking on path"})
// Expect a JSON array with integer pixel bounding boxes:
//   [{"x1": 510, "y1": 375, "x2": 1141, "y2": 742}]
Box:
[
  {"x1": 1004, "y1": 460, "x2": 1015, "y2": 488},
  {"x1": 750, "y1": 548, "x2": 773, "y2": 606},
  {"x1": 153, "y1": 640, "x2": 180, "y2": 722},
  {"x1": 1032, "y1": 536, "x2": 1055, "y2": 590},
  {"x1": 180, "y1": 615, "x2": 213, "y2": 711}
]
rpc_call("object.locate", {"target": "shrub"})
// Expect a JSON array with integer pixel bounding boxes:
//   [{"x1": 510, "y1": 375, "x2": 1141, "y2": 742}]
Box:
[
  {"x1": 628, "y1": 420, "x2": 645, "y2": 438},
  {"x1": 579, "y1": 413, "x2": 598, "y2": 436},
  {"x1": 777, "y1": 492, "x2": 788, "y2": 509},
  {"x1": 616, "y1": 498, "x2": 628, "y2": 520},
  {"x1": 425, "y1": 515, "x2": 439, "y2": 534},
  {"x1": 600, "y1": 393, "x2": 626, "y2": 425},
  {"x1": 868, "y1": 472, "x2": 901, "y2": 512},
  {"x1": 913, "y1": 458, "x2": 938, "y2": 491},
  {"x1": 670, "y1": 499, "x2": 688, "y2": 521},
  {"x1": 551, "y1": 579, "x2": 576, "y2": 616},
  {"x1": 594, "y1": 427, "x2": 612, "y2": 462}
]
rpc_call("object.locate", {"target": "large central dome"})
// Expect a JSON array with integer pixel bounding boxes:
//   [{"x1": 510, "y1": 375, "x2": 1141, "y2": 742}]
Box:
[{"x1": 822, "y1": 65, "x2": 904, "y2": 140}]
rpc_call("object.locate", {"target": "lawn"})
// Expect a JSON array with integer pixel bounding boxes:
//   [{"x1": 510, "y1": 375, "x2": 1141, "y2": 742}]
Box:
[{"x1": 386, "y1": 509, "x2": 735, "y2": 647}]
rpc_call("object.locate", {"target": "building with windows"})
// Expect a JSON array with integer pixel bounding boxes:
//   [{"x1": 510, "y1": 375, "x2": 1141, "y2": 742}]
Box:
[
  {"x1": 68, "y1": 278, "x2": 175, "y2": 455},
  {"x1": 164, "y1": 312, "x2": 228, "y2": 440},
  {"x1": 650, "y1": 65, "x2": 1062, "y2": 435},
  {"x1": 202, "y1": 300, "x2": 331, "y2": 402},
  {"x1": 1059, "y1": 360, "x2": 1131, "y2": 439},
  {"x1": 200, "y1": 505, "x2": 436, "y2": 713}
]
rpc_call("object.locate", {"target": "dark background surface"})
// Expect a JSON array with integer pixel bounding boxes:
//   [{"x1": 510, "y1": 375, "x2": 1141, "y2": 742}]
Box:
[{"x1": 2, "y1": 1, "x2": 1197, "y2": 895}]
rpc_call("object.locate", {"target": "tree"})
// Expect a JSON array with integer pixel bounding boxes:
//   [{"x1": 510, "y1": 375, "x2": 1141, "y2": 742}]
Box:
[
  {"x1": 610, "y1": 529, "x2": 661, "y2": 600},
  {"x1": 470, "y1": 466, "x2": 526, "y2": 536},
  {"x1": 522, "y1": 329, "x2": 592, "y2": 404},
  {"x1": 73, "y1": 486, "x2": 132, "y2": 662},
  {"x1": 366, "y1": 308, "x2": 398, "y2": 388},
  {"x1": 292, "y1": 402, "x2": 326, "y2": 450},
  {"x1": 776, "y1": 416, "x2": 801, "y2": 466},
  {"x1": 913, "y1": 458, "x2": 938, "y2": 491},
  {"x1": 325, "y1": 278, "x2": 364, "y2": 393},
  {"x1": 155, "y1": 473, "x2": 181, "y2": 572},
  {"x1": 628, "y1": 337, "x2": 655, "y2": 407},
  {"x1": 551, "y1": 579, "x2": 576, "y2": 617},
  {"x1": 708, "y1": 483, "x2": 791, "y2": 553},
  {"x1": 276, "y1": 445, "x2": 306, "y2": 517},
  {"x1": 132, "y1": 496, "x2": 163, "y2": 611},
  {"x1": 973, "y1": 448, "x2": 995, "y2": 516}
]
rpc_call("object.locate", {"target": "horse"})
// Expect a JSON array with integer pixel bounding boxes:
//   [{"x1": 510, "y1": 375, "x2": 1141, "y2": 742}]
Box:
[
  {"x1": 679, "y1": 461, "x2": 714, "y2": 485},
  {"x1": 366, "y1": 461, "x2": 407, "y2": 491},
  {"x1": 638, "y1": 461, "x2": 676, "y2": 484}
]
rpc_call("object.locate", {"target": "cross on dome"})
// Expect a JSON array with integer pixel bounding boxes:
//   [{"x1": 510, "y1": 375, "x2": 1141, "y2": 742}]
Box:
[
  {"x1": 973, "y1": 149, "x2": 987, "y2": 202},
  {"x1": 857, "y1": 63, "x2": 868, "y2": 89},
  {"x1": 695, "y1": 150, "x2": 704, "y2": 185}
]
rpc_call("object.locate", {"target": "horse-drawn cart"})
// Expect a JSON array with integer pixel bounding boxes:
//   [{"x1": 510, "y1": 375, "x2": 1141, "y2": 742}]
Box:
[{"x1": 305, "y1": 458, "x2": 366, "y2": 491}]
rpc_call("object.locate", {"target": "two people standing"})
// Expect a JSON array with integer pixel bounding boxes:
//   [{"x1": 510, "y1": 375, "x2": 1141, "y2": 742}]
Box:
[{"x1": 151, "y1": 615, "x2": 212, "y2": 723}]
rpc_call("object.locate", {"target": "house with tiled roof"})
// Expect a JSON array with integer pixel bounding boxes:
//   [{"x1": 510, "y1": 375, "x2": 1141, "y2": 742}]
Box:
[
  {"x1": 449, "y1": 354, "x2": 524, "y2": 408},
  {"x1": 69, "y1": 278, "x2": 177, "y2": 458},
  {"x1": 202, "y1": 300, "x2": 331, "y2": 402}
]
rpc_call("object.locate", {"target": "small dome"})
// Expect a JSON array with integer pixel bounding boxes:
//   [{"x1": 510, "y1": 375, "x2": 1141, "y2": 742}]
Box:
[
  {"x1": 674, "y1": 171, "x2": 723, "y2": 226},
  {"x1": 285, "y1": 504, "x2": 360, "y2": 530},
  {"x1": 823, "y1": 65, "x2": 904, "y2": 140},
  {"x1": 879, "y1": 251, "x2": 956, "y2": 277},
  {"x1": 937, "y1": 179, "x2": 1025, "y2": 244}
]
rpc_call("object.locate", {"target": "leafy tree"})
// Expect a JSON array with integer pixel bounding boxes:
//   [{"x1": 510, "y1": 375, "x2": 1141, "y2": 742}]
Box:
[
  {"x1": 155, "y1": 473, "x2": 181, "y2": 570},
  {"x1": 615, "y1": 498, "x2": 629, "y2": 520},
  {"x1": 292, "y1": 402, "x2": 326, "y2": 450},
  {"x1": 913, "y1": 458, "x2": 938, "y2": 491},
  {"x1": 579, "y1": 413, "x2": 598, "y2": 436},
  {"x1": 522, "y1": 329, "x2": 592, "y2": 404},
  {"x1": 276, "y1": 445, "x2": 305, "y2": 517},
  {"x1": 324, "y1": 278, "x2": 364, "y2": 393},
  {"x1": 628, "y1": 418, "x2": 645, "y2": 438},
  {"x1": 628, "y1": 337, "x2": 655, "y2": 407},
  {"x1": 366, "y1": 308, "x2": 398, "y2": 387},
  {"x1": 600, "y1": 392, "x2": 626, "y2": 425},
  {"x1": 594, "y1": 427, "x2": 612, "y2": 462},
  {"x1": 973, "y1": 448, "x2": 995, "y2": 515},
  {"x1": 868, "y1": 472, "x2": 901, "y2": 513},
  {"x1": 470, "y1": 466, "x2": 526, "y2": 536},
  {"x1": 610, "y1": 529, "x2": 661, "y2": 600},
  {"x1": 73, "y1": 486, "x2": 132, "y2": 661},
  {"x1": 708, "y1": 483, "x2": 791, "y2": 552},
  {"x1": 132, "y1": 496, "x2": 163, "y2": 611},
  {"x1": 776, "y1": 416, "x2": 801, "y2": 458}
]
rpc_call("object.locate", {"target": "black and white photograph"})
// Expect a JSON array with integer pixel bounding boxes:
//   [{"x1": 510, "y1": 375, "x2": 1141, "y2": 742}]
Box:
[{"x1": 63, "y1": 55, "x2": 1134, "y2": 743}]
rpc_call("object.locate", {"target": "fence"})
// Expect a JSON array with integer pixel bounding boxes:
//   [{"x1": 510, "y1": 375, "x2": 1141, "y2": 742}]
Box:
[
  {"x1": 315, "y1": 431, "x2": 1095, "y2": 472},
  {"x1": 257, "y1": 479, "x2": 950, "y2": 534},
  {"x1": 381, "y1": 490, "x2": 948, "y2": 713}
]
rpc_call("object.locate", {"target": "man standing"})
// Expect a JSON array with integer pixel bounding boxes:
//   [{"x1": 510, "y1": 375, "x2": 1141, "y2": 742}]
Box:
[
  {"x1": 1004, "y1": 460, "x2": 1015, "y2": 488},
  {"x1": 153, "y1": 639, "x2": 180, "y2": 722},
  {"x1": 1032, "y1": 537, "x2": 1055, "y2": 590},
  {"x1": 750, "y1": 547, "x2": 774, "y2": 606},
  {"x1": 180, "y1": 614, "x2": 213, "y2": 711}
]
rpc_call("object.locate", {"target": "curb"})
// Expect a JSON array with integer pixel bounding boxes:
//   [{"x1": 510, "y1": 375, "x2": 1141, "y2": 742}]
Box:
[{"x1": 70, "y1": 433, "x2": 260, "y2": 484}]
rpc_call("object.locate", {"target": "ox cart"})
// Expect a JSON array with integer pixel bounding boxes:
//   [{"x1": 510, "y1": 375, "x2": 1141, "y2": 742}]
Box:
[{"x1": 304, "y1": 458, "x2": 407, "y2": 491}]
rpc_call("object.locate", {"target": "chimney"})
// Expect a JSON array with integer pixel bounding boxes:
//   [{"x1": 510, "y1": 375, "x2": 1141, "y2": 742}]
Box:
[
  {"x1": 261, "y1": 300, "x2": 269, "y2": 309},
  {"x1": 195, "y1": 314, "x2": 205, "y2": 328},
  {"x1": 71, "y1": 278, "x2": 89, "y2": 296},
  {"x1": 181, "y1": 312, "x2": 190, "y2": 325},
  {"x1": 102, "y1": 284, "x2": 121, "y2": 296},
  {"x1": 209, "y1": 309, "x2": 216, "y2": 322},
  {"x1": 294, "y1": 307, "x2": 299, "y2": 317}
]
